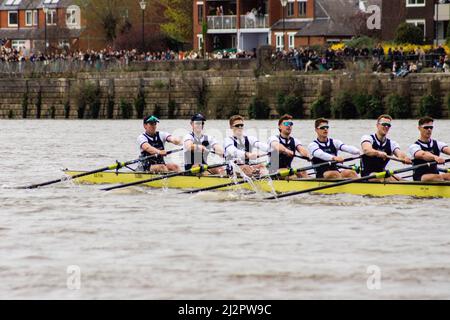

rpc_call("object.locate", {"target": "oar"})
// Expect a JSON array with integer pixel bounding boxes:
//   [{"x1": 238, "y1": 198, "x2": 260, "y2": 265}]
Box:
[
  {"x1": 266, "y1": 159, "x2": 450, "y2": 200},
  {"x1": 181, "y1": 156, "x2": 361, "y2": 194},
  {"x1": 102, "y1": 162, "x2": 228, "y2": 191},
  {"x1": 17, "y1": 148, "x2": 183, "y2": 190}
]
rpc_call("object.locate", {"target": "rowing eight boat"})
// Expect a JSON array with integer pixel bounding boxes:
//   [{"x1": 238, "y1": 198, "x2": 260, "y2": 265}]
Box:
[{"x1": 64, "y1": 170, "x2": 450, "y2": 198}]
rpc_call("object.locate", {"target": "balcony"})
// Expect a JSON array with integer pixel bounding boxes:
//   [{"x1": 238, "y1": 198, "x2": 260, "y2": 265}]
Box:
[
  {"x1": 240, "y1": 14, "x2": 269, "y2": 29},
  {"x1": 207, "y1": 15, "x2": 237, "y2": 30},
  {"x1": 435, "y1": 3, "x2": 450, "y2": 21}
]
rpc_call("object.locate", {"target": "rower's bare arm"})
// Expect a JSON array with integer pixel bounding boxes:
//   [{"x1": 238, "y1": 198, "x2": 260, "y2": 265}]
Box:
[
  {"x1": 415, "y1": 150, "x2": 440, "y2": 162},
  {"x1": 142, "y1": 143, "x2": 163, "y2": 156},
  {"x1": 443, "y1": 146, "x2": 450, "y2": 156},
  {"x1": 394, "y1": 149, "x2": 412, "y2": 164},
  {"x1": 296, "y1": 145, "x2": 310, "y2": 158},
  {"x1": 213, "y1": 144, "x2": 224, "y2": 157},
  {"x1": 362, "y1": 141, "x2": 385, "y2": 158},
  {"x1": 167, "y1": 136, "x2": 182, "y2": 146}
]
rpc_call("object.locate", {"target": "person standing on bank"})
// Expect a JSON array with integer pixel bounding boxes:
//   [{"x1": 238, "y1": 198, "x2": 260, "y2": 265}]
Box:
[
  {"x1": 223, "y1": 115, "x2": 269, "y2": 176},
  {"x1": 183, "y1": 113, "x2": 225, "y2": 175},
  {"x1": 409, "y1": 116, "x2": 450, "y2": 182},
  {"x1": 267, "y1": 114, "x2": 310, "y2": 178},
  {"x1": 361, "y1": 114, "x2": 412, "y2": 181},
  {"x1": 137, "y1": 115, "x2": 182, "y2": 173},
  {"x1": 308, "y1": 118, "x2": 360, "y2": 179}
]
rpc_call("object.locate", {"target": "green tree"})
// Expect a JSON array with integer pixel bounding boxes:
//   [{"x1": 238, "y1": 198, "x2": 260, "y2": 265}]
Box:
[
  {"x1": 76, "y1": 0, "x2": 133, "y2": 44},
  {"x1": 158, "y1": 0, "x2": 193, "y2": 45},
  {"x1": 394, "y1": 22, "x2": 424, "y2": 45}
]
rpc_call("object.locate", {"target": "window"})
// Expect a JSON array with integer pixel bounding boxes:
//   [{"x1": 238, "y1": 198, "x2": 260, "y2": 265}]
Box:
[
  {"x1": 66, "y1": 7, "x2": 79, "y2": 26},
  {"x1": 287, "y1": 2, "x2": 294, "y2": 16},
  {"x1": 8, "y1": 11, "x2": 18, "y2": 27},
  {"x1": 46, "y1": 9, "x2": 57, "y2": 25},
  {"x1": 12, "y1": 40, "x2": 26, "y2": 51},
  {"x1": 298, "y1": 0, "x2": 307, "y2": 16},
  {"x1": 25, "y1": 10, "x2": 33, "y2": 26},
  {"x1": 197, "y1": 4, "x2": 203, "y2": 24},
  {"x1": 406, "y1": 19, "x2": 426, "y2": 37},
  {"x1": 288, "y1": 33, "x2": 295, "y2": 49},
  {"x1": 276, "y1": 33, "x2": 284, "y2": 51},
  {"x1": 197, "y1": 34, "x2": 203, "y2": 50},
  {"x1": 406, "y1": 0, "x2": 425, "y2": 7},
  {"x1": 231, "y1": 35, "x2": 236, "y2": 48},
  {"x1": 33, "y1": 10, "x2": 38, "y2": 26}
]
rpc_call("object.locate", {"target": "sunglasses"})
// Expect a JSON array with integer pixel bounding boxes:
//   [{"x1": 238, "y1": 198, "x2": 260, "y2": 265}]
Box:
[
  {"x1": 193, "y1": 121, "x2": 204, "y2": 126},
  {"x1": 318, "y1": 125, "x2": 329, "y2": 130},
  {"x1": 379, "y1": 122, "x2": 392, "y2": 128},
  {"x1": 282, "y1": 121, "x2": 294, "y2": 127},
  {"x1": 233, "y1": 124, "x2": 244, "y2": 128},
  {"x1": 421, "y1": 125, "x2": 434, "y2": 130}
]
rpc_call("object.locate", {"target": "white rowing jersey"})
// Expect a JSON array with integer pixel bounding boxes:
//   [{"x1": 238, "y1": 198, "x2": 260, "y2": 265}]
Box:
[
  {"x1": 308, "y1": 138, "x2": 360, "y2": 161},
  {"x1": 224, "y1": 135, "x2": 268, "y2": 163}
]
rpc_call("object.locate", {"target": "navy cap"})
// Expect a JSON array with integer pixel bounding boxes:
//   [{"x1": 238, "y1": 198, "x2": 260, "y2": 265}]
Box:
[
  {"x1": 143, "y1": 115, "x2": 160, "y2": 124},
  {"x1": 191, "y1": 113, "x2": 206, "y2": 122}
]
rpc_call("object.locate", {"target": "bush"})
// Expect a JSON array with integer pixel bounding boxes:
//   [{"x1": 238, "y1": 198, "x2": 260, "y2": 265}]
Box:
[
  {"x1": 153, "y1": 104, "x2": 162, "y2": 118},
  {"x1": 277, "y1": 93, "x2": 303, "y2": 118},
  {"x1": 394, "y1": 22, "x2": 424, "y2": 45},
  {"x1": 35, "y1": 90, "x2": 42, "y2": 119},
  {"x1": 419, "y1": 94, "x2": 442, "y2": 118},
  {"x1": 353, "y1": 93, "x2": 384, "y2": 119},
  {"x1": 134, "y1": 89, "x2": 146, "y2": 119},
  {"x1": 120, "y1": 99, "x2": 133, "y2": 119},
  {"x1": 248, "y1": 97, "x2": 270, "y2": 119},
  {"x1": 345, "y1": 36, "x2": 375, "y2": 49},
  {"x1": 64, "y1": 101, "x2": 71, "y2": 119},
  {"x1": 332, "y1": 92, "x2": 357, "y2": 119},
  {"x1": 76, "y1": 82, "x2": 101, "y2": 119},
  {"x1": 8, "y1": 110, "x2": 14, "y2": 119},
  {"x1": 49, "y1": 106, "x2": 56, "y2": 119},
  {"x1": 386, "y1": 94, "x2": 411, "y2": 119},
  {"x1": 106, "y1": 94, "x2": 115, "y2": 119},
  {"x1": 447, "y1": 93, "x2": 450, "y2": 118},
  {"x1": 168, "y1": 100, "x2": 177, "y2": 119},
  {"x1": 310, "y1": 96, "x2": 331, "y2": 119},
  {"x1": 22, "y1": 92, "x2": 28, "y2": 119}
]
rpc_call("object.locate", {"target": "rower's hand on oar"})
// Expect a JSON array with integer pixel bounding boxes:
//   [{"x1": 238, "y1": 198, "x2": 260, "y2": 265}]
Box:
[
  {"x1": 245, "y1": 152, "x2": 259, "y2": 160},
  {"x1": 377, "y1": 151, "x2": 388, "y2": 160},
  {"x1": 284, "y1": 149, "x2": 295, "y2": 158},
  {"x1": 403, "y1": 157, "x2": 412, "y2": 165},
  {"x1": 332, "y1": 156, "x2": 345, "y2": 163},
  {"x1": 158, "y1": 150, "x2": 168, "y2": 157},
  {"x1": 435, "y1": 156, "x2": 446, "y2": 165}
]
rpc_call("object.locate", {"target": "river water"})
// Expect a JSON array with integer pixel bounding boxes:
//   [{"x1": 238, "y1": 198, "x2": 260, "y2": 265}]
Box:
[{"x1": 0, "y1": 119, "x2": 449, "y2": 299}]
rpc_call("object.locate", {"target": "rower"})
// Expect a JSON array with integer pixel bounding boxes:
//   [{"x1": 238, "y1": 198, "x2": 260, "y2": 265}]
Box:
[
  {"x1": 137, "y1": 115, "x2": 182, "y2": 173},
  {"x1": 409, "y1": 116, "x2": 450, "y2": 182},
  {"x1": 223, "y1": 115, "x2": 269, "y2": 176},
  {"x1": 361, "y1": 114, "x2": 412, "y2": 181},
  {"x1": 183, "y1": 113, "x2": 225, "y2": 175},
  {"x1": 308, "y1": 118, "x2": 360, "y2": 179},
  {"x1": 267, "y1": 114, "x2": 310, "y2": 178}
]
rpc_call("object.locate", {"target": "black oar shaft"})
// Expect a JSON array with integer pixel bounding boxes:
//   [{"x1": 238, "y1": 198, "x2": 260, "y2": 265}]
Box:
[{"x1": 18, "y1": 148, "x2": 183, "y2": 190}]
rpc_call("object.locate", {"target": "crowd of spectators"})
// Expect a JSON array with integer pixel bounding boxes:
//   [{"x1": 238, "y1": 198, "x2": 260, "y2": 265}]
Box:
[{"x1": 272, "y1": 44, "x2": 450, "y2": 75}]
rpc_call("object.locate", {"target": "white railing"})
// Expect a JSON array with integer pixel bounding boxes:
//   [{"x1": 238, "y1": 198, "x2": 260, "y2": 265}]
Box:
[
  {"x1": 207, "y1": 15, "x2": 237, "y2": 30},
  {"x1": 240, "y1": 14, "x2": 269, "y2": 29}
]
